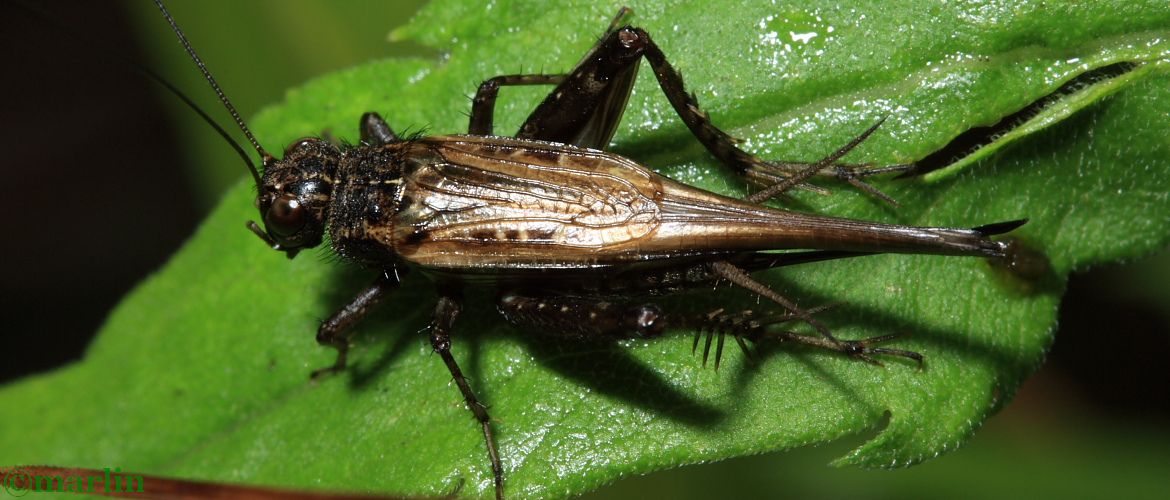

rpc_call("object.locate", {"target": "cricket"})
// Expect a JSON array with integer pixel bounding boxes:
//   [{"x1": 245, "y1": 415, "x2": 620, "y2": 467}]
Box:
[{"x1": 153, "y1": 1, "x2": 1026, "y2": 498}]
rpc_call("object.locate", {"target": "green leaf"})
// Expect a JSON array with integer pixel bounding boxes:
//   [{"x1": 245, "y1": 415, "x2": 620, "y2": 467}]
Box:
[{"x1": 3, "y1": 1, "x2": 1169, "y2": 498}]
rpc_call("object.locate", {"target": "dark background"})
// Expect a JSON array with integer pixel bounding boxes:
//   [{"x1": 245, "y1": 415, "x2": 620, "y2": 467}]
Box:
[
  {"x1": 1, "y1": 0, "x2": 1167, "y2": 497},
  {"x1": 0, "y1": 0, "x2": 430, "y2": 382}
]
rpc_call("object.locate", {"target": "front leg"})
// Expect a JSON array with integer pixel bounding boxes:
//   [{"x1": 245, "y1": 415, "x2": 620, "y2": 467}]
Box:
[
  {"x1": 311, "y1": 270, "x2": 401, "y2": 380},
  {"x1": 428, "y1": 293, "x2": 504, "y2": 500}
]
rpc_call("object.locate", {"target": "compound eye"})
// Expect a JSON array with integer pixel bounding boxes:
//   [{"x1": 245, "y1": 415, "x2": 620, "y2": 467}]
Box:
[{"x1": 264, "y1": 194, "x2": 305, "y2": 237}]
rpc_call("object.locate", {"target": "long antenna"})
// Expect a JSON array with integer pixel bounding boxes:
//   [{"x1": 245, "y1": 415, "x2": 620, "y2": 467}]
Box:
[
  {"x1": 152, "y1": 0, "x2": 271, "y2": 186},
  {"x1": 146, "y1": 68, "x2": 263, "y2": 186}
]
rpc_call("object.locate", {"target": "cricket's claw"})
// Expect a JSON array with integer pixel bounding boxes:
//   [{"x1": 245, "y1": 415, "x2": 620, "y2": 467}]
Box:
[{"x1": 839, "y1": 333, "x2": 924, "y2": 367}]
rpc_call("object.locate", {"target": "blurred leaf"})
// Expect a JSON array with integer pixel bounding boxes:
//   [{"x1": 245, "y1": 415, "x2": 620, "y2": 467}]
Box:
[
  {"x1": 3, "y1": 0, "x2": 1169, "y2": 498},
  {"x1": 584, "y1": 416, "x2": 1170, "y2": 499}
]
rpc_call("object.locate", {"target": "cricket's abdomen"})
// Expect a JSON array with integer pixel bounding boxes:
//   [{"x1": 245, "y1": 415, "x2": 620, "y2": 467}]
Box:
[{"x1": 384, "y1": 135, "x2": 1006, "y2": 271}]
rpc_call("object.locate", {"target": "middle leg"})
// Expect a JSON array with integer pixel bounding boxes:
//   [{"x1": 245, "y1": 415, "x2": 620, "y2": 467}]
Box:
[
  {"x1": 428, "y1": 293, "x2": 505, "y2": 500},
  {"x1": 468, "y1": 74, "x2": 568, "y2": 136}
]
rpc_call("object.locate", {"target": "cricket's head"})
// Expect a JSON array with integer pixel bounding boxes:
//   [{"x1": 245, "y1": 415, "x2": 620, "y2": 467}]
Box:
[
  {"x1": 248, "y1": 139, "x2": 341, "y2": 259},
  {"x1": 152, "y1": 0, "x2": 342, "y2": 259}
]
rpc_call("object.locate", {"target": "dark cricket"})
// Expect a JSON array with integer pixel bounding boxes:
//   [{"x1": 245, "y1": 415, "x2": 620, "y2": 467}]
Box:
[{"x1": 154, "y1": 2, "x2": 1026, "y2": 498}]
